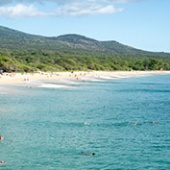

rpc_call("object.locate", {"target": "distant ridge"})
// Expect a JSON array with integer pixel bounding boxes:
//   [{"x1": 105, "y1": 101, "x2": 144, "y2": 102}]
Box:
[
  {"x1": 0, "y1": 25, "x2": 170, "y2": 72},
  {"x1": 0, "y1": 25, "x2": 169, "y2": 55}
]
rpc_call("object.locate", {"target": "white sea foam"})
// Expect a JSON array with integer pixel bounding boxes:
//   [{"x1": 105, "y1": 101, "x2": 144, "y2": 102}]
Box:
[
  {"x1": 112, "y1": 75, "x2": 128, "y2": 78},
  {"x1": 99, "y1": 76, "x2": 116, "y2": 80},
  {"x1": 95, "y1": 74, "x2": 149, "y2": 80},
  {"x1": 84, "y1": 122, "x2": 90, "y2": 125},
  {"x1": 81, "y1": 77, "x2": 104, "y2": 82},
  {"x1": 39, "y1": 83, "x2": 71, "y2": 89},
  {"x1": 58, "y1": 79, "x2": 80, "y2": 85}
]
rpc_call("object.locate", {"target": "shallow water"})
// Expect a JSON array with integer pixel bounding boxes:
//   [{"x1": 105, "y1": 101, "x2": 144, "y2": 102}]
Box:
[{"x1": 0, "y1": 75, "x2": 170, "y2": 170}]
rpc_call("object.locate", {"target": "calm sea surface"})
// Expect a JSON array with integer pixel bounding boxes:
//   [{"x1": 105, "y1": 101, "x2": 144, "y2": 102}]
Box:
[{"x1": 0, "y1": 74, "x2": 170, "y2": 170}]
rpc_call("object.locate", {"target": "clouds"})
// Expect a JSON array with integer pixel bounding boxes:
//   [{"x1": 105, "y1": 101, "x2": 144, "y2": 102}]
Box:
[
  {"x1": 0, "y1": 4, "x2": 47, "y2": 18},
  {"x1": 54, "y1": 2, "x2": 123, "y2": 16},
  {"x1": 0, "y1": 0, "x2": 142, "y2": 4},
  {"x1": 0, "y1": 0, "x2": 142, "y2": 18}
]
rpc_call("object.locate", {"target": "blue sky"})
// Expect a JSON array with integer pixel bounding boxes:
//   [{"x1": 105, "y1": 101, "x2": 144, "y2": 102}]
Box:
[{"x1": 0, "y1": 0, "x2": 169, "y2": 52}]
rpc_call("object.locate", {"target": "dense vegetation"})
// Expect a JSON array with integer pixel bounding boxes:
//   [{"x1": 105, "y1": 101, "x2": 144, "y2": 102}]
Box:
[
  {"x1": 0, "y1": 26, "x2": 170, "y2": 72},
  {"x1": 1, "y1": 49, "x2": 170, "y2": 72}
]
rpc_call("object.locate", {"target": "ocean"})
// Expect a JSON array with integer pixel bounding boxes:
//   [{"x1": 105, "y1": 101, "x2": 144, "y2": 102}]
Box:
[{"x1": 0, "y1": 74, "x2": 170, "y2": 170}]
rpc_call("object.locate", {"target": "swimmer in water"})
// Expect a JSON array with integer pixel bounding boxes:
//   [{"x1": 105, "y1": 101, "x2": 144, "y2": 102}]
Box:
[
  {"x1": 89, "y1": 153, "x2": 95, "y2": 156},
  {"x1": 153, "y1": 121, "x2": 159, "y2": 124},
  {"x1": 81, "y1": 152, "x2": 95, "y2": 156},
  {"x1": 0, "y1": 161, "x2": 5, "y2": 164},
  {"x1": 0, "y1": 136, "x2": 3, "y2": 141},
  {"x1": 134, "y1": 121, "x2": 138, "y2": 126}
]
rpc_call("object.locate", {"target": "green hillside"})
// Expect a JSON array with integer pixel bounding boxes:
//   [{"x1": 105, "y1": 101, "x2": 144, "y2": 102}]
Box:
[{"x1": 0, "y1": 25, "x2": 170, "y2": 72}]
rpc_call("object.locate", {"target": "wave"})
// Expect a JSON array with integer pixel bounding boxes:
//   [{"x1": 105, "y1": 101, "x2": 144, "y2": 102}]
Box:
[
  {"x1": 99, "y1": 76, "x2": 116, "y2": 80},
  {"x1": 39, "y1": 83, "x2": 74, "y2": 89},
  {"x1": 81, "y1": 77, "x2": 104, "y2": 82},
  {"x1": 51, "y1": 79, "x2": 81, "y2": 85}
]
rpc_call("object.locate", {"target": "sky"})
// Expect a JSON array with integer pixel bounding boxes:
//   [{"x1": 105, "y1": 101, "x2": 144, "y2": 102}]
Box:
[{"x1": 0, "y1": 0, "x2": 169, "y2": 52}]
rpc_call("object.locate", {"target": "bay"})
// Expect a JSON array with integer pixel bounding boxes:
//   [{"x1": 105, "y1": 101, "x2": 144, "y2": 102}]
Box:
[{"x1": 0, "y1": 74, "x2": 170, "y2": 170}]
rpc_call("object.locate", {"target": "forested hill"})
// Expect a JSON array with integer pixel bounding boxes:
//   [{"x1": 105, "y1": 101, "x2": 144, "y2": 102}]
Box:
[
  {"x1": 0, "y1": 25, "x2": 170, "y2": 72},
  {"x1": 53, "y1": 34, "x2": 148, "y2": 55},
  {"x1": 0, "y1": 25, "x2": 167, "y2": 55}
]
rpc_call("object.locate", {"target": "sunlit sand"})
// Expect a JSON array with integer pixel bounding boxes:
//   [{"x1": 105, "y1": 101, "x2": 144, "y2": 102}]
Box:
[{"x1": 0, "y1": 71, "x2": 170, "y2": 86}]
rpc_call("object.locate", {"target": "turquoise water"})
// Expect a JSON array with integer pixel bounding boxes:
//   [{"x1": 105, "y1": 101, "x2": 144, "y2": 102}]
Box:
[{"x1": 0, "y1": 75, "x2": 170, "y2": 170}]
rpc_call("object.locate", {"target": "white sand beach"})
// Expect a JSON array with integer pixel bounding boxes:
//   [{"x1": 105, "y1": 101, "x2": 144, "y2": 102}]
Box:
[{"x1": 0, "y1": 71, "x2": 170, "y2": 86}]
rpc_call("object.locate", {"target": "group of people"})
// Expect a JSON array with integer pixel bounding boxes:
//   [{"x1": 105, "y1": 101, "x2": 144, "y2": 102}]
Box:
[{"x1": 0, "y1": 135, "x2": 5, "y2": 165}]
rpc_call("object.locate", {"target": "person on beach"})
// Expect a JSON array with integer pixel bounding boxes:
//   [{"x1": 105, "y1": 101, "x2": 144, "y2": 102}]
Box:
[
  {"x1": 0, "y1": 136, "x2": 3, "y2": 141},
  {"x1": 0, "y1": 70, "x2": 3, "y2": 75}
]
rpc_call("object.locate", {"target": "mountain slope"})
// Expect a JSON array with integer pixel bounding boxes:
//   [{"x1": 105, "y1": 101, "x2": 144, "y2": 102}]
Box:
[
  {"x1": 0, "y1": 25, "x2": 167, "y2": 55},
  {"x1": 0, "y1": 26, "x2": 170, "y2": 72}
]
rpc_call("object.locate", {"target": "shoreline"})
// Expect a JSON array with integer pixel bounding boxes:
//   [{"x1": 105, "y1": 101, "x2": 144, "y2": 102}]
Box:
[{"x1": 0, "y1": 70, "x2": 170, "y2": 86}]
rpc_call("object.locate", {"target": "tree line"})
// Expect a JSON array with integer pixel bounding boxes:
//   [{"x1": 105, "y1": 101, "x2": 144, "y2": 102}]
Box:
[{"x1": 0, "y1": 49, "x2": 170, "y2": 72}]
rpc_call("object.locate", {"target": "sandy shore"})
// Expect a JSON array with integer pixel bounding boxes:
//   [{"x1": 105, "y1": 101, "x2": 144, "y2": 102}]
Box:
[{"x1": 0, "y1": 71, "x2": 170, "y2": 85}]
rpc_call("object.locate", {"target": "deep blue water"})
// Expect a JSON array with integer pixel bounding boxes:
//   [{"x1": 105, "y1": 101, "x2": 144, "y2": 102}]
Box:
[{"x1": 0, "y1": 74, "x2": 170, "y2": 170}]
